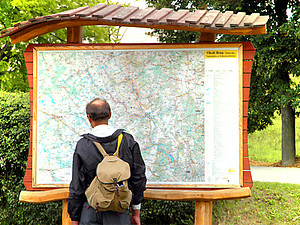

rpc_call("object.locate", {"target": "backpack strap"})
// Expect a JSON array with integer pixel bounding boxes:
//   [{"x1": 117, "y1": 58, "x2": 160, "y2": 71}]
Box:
[
  {"x1": 113, "y1": 133, "x2": 123, "y2": 156},
  {"x1": 93, "y1": 141, "x2": 109, "y2": 157},
  {"x1": 93, "y1": 133, "x2": 123, "y2": 157}
]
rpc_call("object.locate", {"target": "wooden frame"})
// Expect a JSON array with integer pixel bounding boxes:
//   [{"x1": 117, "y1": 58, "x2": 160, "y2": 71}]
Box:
[
  {"x1": 21, "y1": 42, "x2": 256, "y2": 225},
  {"x1": 31, "y1": 43, "x2": 244, "y2": 189}
]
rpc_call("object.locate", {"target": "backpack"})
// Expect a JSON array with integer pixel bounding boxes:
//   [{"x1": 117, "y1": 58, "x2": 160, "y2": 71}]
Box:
[{"x1": 85, "y1": 133, "x2": 132, "y2": 212}]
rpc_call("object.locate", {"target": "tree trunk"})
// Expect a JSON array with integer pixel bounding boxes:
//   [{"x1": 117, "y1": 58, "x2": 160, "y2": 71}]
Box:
[{"x1": 281, "y1": 103, "x2": 295, "y2": 166}]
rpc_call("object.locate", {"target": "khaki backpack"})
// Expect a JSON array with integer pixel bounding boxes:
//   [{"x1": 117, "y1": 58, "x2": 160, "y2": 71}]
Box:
[{"x1": 85, "y1": 133, "x2": 132, "y2": 212}]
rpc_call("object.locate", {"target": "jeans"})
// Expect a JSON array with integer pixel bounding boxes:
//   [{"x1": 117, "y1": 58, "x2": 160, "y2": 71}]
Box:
[{"x1": 79, "y1": 202, "x2": 131, "y2": 225}]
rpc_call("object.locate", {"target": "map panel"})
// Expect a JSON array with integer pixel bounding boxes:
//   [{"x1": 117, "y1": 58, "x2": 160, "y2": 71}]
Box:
[{"x1": 34, "y1": 45, "x2": 241, "y2": 187}]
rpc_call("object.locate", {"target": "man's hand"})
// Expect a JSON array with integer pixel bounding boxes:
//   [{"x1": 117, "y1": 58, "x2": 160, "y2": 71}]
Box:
[
  {"x1": 131, "y1": 209, "x2": 141, "y2": 225},
  {"x1": 72, "y1": 221, "x2": 79, "y2": 225}
]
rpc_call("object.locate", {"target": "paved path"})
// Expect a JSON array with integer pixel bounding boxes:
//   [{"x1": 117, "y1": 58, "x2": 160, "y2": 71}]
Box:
[{"x1": 251, "y1": 166, "x2": 300, "y2": 184}]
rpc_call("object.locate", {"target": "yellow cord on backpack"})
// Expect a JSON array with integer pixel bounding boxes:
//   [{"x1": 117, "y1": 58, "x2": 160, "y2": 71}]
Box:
[{"x1": 114, "y1": 133, "x2": 123, "y2": 156}]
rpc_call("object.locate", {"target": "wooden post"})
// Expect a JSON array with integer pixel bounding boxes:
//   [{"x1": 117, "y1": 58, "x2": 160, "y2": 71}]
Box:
[
  {"x1": 67, "y1": 26, "x2": 83, "y2": 44},
  {"x1": 62, "y1": 199, "x2": 72, "y2": 225},
  {"x1": 199, "y1": 32, "x2": 216, "y2": 42},
  {"x1": 194, "y1": 201, "x2": 213, "y2": 225}
]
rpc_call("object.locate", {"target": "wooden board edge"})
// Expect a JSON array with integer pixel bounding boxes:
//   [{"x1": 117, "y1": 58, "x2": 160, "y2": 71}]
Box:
[
  {"x1": 144, "y1": 187, "x2": 251, "y2": 201},
  {"x1": 19, "y1": 188, "x2": 69, "y2": 203},
  {"x1": 19, "y1": 187, "x2": 250, "y2": 203},
  {"x1": 32, "y1": 48, "x2": 38, "y2": 188},
  {"x1": 239, "y1": 44, "x2": 244, "y2": 187},
  {"x1": 32, "y1": 42, "x2": 244, "y2": 51}
]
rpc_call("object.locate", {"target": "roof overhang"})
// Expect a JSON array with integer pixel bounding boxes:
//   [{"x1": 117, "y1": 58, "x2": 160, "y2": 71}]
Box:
[{"x1": 0, "y1": 4, "x2": 269, "y2": 44}]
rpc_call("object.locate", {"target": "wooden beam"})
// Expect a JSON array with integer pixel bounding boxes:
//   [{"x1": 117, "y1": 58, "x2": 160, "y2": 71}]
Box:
[
  {"x1": 19, "y1": 187, "x2": 251, "y2": 203},
  {"x1": 19, "y1": 188, "x2": 69, "y2": 203},
  {"x1": 67, "y1": 26, "x2": 83, "y2": 43},
  {"x1": 199, "y1": 32, "x2": 216, "y2": 42},
  {"x1": 9, "y1": 19, "x2": 267, "y2": 44},
  {"x1": 144, "y1": 187, "x2": 251, "y2": 201}
]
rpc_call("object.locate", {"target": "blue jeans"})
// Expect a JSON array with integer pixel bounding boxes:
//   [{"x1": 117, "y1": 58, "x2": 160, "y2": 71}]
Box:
[{"x1": 79, "y1": 202, "x2": 131, "y2": 225}]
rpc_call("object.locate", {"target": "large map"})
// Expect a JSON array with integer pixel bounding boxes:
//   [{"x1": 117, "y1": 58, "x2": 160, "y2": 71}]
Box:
[{"x1": 35, "y1": 45, "x2": 241, "y2": 187}]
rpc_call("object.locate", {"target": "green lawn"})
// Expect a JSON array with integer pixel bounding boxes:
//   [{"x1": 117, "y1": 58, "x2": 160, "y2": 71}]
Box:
[
  {"x1": 213, "y1": 182, "x2": 300, "y2": 225},
  {"x1": 248, "y1": 116, "x2": 300, "y2": 163}
]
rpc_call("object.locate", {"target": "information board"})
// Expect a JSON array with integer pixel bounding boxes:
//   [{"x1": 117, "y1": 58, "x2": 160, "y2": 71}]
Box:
[{"x1": 32, "y1": 43, "x2": 243, "y2": 188}]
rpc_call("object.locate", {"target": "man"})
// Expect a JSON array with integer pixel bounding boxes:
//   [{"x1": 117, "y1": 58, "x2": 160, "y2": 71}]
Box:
[{"x1": 68, "y1": 98, "x2": 147, "y2": 225}]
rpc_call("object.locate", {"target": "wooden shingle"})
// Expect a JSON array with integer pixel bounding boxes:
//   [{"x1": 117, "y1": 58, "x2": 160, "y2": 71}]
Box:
[
  {"x1": 92, "y1": 4, "x2": 122, "y2": 18},
  {"x1": 111, "y1": 6, "x2": 139, "y2": 21},
  {"x1": 253, "y1": 15, "x2": 269, "y2": 27},
  {"x1": 200, "y1": 10, "x2": 220, "y2": 27},
  {"x1": 58, "y1": 6, "x2": 90, "y2": 17},
  {"x1": 166, "y1": 10, "x2": 190, "y2": 23},
  {"x1": 130, "y1": 7, "x2": 156, "y2": 22},
  {"x1": 185, "y1": 10, "x2": 207, "y2": 24},
  {"x1": 244, "y1": 13, "x2": 260, "y2": 26},
  {"x1": 147, "y1": 8, "x2": 173, "y2": 22},
  {"x1": 75, "y1": 4, "x2": 107, "y2": 17},
  {"x1": 215, "y1": 11, "x2": 233, "y2": 28}
]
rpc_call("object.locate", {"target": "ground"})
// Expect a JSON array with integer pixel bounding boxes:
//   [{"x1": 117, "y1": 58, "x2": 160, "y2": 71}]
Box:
[{"x1": 250, "y1": 157, "x2": 300, "y2": 168}]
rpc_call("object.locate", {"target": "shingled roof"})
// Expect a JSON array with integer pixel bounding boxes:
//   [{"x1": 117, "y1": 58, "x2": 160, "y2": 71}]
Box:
[{"x1": 0, "y1": 3, "x2": 269, "y2": 44}]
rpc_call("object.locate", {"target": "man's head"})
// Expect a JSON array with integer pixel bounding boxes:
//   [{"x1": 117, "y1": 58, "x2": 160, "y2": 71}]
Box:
[{"x1": 86, "y1": 98, "x2": 111, "y2": 127}]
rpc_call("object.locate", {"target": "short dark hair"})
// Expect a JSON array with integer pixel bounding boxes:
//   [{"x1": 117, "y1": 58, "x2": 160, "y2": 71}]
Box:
[{"x1": 86, "y1": 98, "x2": 111, "y2": 122}]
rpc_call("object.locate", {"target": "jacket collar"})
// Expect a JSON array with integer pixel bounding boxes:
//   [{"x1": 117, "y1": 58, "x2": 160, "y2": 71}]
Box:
[
  {"x1": 82, "y1": 129, "x2": 124, "y2": 143},
  {"x1": 90, "y1": 124, "x2": 118, "y2": 137}
]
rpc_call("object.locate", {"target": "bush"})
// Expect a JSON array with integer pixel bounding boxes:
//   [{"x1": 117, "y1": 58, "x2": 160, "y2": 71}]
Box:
[
  {"x1": 141, "y1": 200, "x2": 194, "y2": 225},
  {"x1": 0, "y1": 91, "x2": 61, "y2": 224},
  {"x1": 0, "y1": 91, "x2": 30, "y2": 206}
]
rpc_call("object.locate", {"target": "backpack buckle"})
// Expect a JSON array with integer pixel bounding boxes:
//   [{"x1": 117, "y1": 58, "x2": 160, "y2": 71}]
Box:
[{"x1": 113, "y1": 178, "x2": 119, "y2": 196}]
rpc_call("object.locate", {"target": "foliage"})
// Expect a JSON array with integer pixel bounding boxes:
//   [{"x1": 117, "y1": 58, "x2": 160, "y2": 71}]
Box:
[
  {"x1": 0, "y1": 91, "x2": 30, "y2": 205},
  {"x1": 0, "y1": 39, "x2": 28, "y2": 92},
  {"x1": 0, "y1": 202, "x2": 62, "y2": 225},
  {"x1": 141, "y1": 200, "x2": 194, "y2": 225},
  {"x1": 0, "y1": 91, "x2": 61, "y2": 224},
  {"x1": 0, "y1": 2, "x2": 28, "y2": 92}
]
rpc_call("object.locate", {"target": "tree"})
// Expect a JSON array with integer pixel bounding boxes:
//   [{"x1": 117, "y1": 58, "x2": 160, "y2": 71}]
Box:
[
  {"x1": 0, "y1": 0, "x2": 122, "y2": 92},
  {"x1": 0, "y1": 1, "x2": 28, "y2": 91},
  {"x1": 146, "y1": 0, "x2": 300, "y2": 166}
]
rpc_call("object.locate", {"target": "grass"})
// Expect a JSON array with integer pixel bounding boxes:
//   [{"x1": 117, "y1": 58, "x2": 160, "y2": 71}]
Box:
[
  {"x1": 213, "y1": 182, "x2": 300, "y2": 225},
  {"x1": 248, "y1": 116, "x2": 300, "y2": 163},
  {"x1": 142, "y1": 181, "x2": 300, "y2": 225}
]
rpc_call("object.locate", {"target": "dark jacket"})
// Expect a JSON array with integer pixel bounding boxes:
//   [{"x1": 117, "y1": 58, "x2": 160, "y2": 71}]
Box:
[{"x1": 68, "y1": 129, "x2": 147, "y2": 221}]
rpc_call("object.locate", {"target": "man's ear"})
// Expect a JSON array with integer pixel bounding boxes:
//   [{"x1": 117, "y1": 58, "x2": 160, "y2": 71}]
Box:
[
  {"x1": 87, "y1": 114, "x2": 92, "y2": 123},
  {"x1": 87, "y1": 115, "x2": 96, "y2": 128}
]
